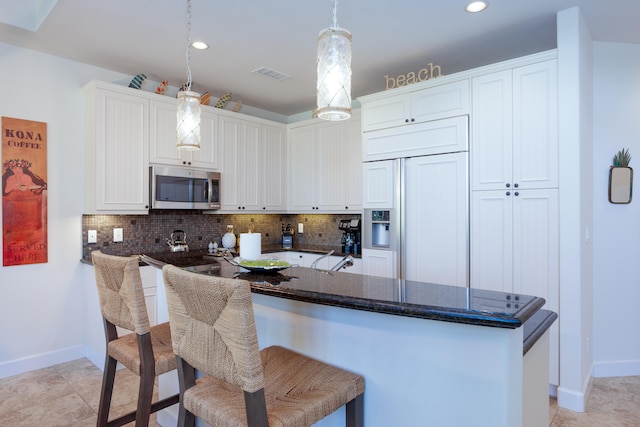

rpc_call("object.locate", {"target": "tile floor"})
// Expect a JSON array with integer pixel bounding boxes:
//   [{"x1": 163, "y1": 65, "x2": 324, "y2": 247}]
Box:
[
  {"x1": 1, "y1": 358, "x2": 639, "y2": 426},
  {"x1": 0, "y1": 358, "x2": 161, "y2": 427}
]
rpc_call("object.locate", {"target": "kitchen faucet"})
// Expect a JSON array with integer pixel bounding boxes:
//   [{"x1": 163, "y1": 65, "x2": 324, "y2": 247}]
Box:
[
  {"x1": 310, "y1": 250, "x2": 334, "y2": 269},
  {"x1": 330, "y1": 255, "x2": 354, "y2": 271}
]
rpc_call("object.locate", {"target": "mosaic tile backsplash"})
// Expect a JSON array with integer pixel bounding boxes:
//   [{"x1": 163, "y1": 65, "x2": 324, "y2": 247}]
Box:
[{"x1": 82, "y1": 211, "x2": 360, "y2": 261}]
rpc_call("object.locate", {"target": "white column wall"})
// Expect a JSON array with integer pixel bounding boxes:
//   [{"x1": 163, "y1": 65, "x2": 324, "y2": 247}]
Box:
[{"x1": 556, "y1": 7, "x2": 595, "y2": 412}]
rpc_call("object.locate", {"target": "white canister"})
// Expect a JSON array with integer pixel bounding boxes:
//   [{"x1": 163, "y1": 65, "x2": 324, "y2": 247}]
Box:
[{"x1": 240, "y1": 233, "x2": 261, "y2": 260}]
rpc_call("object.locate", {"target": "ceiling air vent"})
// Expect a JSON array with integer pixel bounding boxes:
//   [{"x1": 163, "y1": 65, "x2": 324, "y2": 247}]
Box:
[{"x1": 252, "y1": 67, "x2": 291, "y2": 81}]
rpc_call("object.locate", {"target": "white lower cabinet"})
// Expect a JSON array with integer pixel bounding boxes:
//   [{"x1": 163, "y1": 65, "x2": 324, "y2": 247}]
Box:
[
  {"x1": 471, "y1": 188, "x2": 559, "y2": 385},
  {"x1": 362, "y1": 248, "x2": 396, "y2": 278}
]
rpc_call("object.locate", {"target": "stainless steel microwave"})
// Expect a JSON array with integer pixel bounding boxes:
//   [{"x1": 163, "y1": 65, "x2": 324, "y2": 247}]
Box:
[{"x1": 150, "y1": 166, "x2": 220, "y2": 210}]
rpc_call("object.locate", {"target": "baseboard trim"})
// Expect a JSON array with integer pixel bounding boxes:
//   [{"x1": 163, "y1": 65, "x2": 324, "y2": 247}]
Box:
[
  {"x1": 556, "y1": 364, "x2": 593, "y2": 413},
  {"x1": 0, "y1": 345, "x2": 85, "y2": 379},
  {"x1": 593, "y1": 359, "x2": 640, "y2": 377}
]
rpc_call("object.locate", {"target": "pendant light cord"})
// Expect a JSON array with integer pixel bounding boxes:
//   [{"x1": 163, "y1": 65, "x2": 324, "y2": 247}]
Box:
[
  {"x1": 185, "y1": 0, "x2": 193, "y2": 91},
  {"x1": 332, "y1": 0, "x2": 338, "y2": 28}
]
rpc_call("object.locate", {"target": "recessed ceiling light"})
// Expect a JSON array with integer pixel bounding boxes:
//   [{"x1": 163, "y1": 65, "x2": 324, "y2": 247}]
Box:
[
  {"x1": 191, "y1": 41, "x2": 209, "y2": 50},
  {"x1": 466, "y1": 1, "x2": 488, "y2": 13}
]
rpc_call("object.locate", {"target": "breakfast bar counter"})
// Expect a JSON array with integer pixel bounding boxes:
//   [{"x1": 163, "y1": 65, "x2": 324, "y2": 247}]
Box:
[
  {"x1": 82, "y1": 250, "x2": 555, "y2": 426},
  {"x1": 126, "y1": 252, "x2": 557, "y2": 427}
]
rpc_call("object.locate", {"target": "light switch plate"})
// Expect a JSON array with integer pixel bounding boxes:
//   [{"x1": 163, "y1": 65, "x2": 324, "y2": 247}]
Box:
[
  {"x1": 298, "y1": 223, "x2": 304, "y2": 234},
  {"x1": 113, "y1": 228, "x2": 123, "y2": 242},
  {"x1": 88, "y1": 230, "x2": 97, "y2": 244}
]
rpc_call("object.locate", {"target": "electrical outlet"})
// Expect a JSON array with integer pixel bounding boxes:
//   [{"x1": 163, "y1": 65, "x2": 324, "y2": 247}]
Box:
[
  {"x1": 88, "y1": 230, "x2": 97, "y2": 244},
  {"x1": 298, "y1": 223, "x2": 304, "y2": 234},
  {"x1": 113, "y1": 228, "x2": 123, "y2": 242}
]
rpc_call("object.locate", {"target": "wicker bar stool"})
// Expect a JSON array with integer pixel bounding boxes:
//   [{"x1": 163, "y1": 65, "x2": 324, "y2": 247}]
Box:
[
  {"x1": 162, "y1": 264, "x2": 365, "y2": 427},
  {"x1": 91, "y1": 250, "x2": 179, "y2": 427}
]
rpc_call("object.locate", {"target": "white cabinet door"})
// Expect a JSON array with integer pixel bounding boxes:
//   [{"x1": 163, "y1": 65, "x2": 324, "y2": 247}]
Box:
[
  {"x1": 85, "y1": 84, "x2": 149, "y2": 213},
  {"x1": 362, "y1": 160, "x2": 395, "y2": 208},
  {"x1": 470, "y1": 190, "x2": 514, "y2": 293},
  {"x1": 361, "y1": 80, "x2": 469, "y2": 132},
  {"x1": 316, "y1": 121, "x2": 349, "y2": 211},
  {"x1": 140, "y1": 266, "x2": 158, "y2": 326},
  {"x1": 190, "y1": 109, "x2": 221, "y2": 170},
  {"x1": 512, "y1": 60, "x2": 558, "y2": 190},
  {"x1": 471, "y1": 60, "x2": 558, "y2": 191},
  {"x1": 219, "y1": 115, "x2": 261, "y2": 212},
  {"x1": 288, "y1": 113, "x2": 362, "y2": 213},
  {"x1": 362, "y1": 248, "x2": 395, "y2": 278},
  {"x1": 261, "y1": 124, "x2": 287, "y2": 211},
  {"x1": 361, "y1": 95, "x2": 410, "y2": 132},
  {"x1": 288, "y1": 126, "x2": 317, "y2": 211},
  {"x1": 149, "y1": 98, "x2": 184, "y2": 166},
  {"x1": 149, "y1": 99, "x2": 220, "y2": 170},
  {"x1": 512, "y1": 188, "x2": 559, "y2": 312},
  {"x1": 471, "y1": 70, "x2": 513, "y2": 191},
  {"x1": 471, "y1": 188, "x2": 558, "y2": 300},
  {"x1": 345, "y1": 117, "x2": 363, "y2": 211},
  {"x1": 404, "y1": 153, "x2": 468, "y2": 287}
]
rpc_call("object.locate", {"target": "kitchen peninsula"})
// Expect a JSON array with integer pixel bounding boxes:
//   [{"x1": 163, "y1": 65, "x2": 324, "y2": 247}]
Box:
[{"x1": 125, "y1": 252, "x2": 556, "y2": 427}]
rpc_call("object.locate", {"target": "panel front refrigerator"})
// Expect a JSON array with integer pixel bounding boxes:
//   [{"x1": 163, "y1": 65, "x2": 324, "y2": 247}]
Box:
[{"x1": 363, "y1": 153, "x2": 469, "y2": 287}]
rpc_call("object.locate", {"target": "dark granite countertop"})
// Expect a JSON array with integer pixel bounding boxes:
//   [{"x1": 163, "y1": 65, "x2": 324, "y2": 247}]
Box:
[{"x1": 137, "y1": 251, "x2": 548, "y2": 331}]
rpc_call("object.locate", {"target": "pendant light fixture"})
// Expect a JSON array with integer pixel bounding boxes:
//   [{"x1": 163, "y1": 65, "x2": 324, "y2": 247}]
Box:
[
  {"x1": 315, "y1": 0, "x2": 352, "y2": 121},
  {"x1": 177, "y1": 0, "x2": 201, "y2": 151}
]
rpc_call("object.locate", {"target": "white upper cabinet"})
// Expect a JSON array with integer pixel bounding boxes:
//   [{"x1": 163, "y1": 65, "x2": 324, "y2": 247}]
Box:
[
  {"x1": 261, "y1": 124, "x2": 287, "y2": 211},
  {"x1": 83, "y1": 81, "x2": 150, "y2": 214},
  {"x1": 288, "y1": 112, "x2": 362, "y2": 213},
  {"x1": 219, "y1": 115, "x2": 261, "y2": 212},
  {"x1": 471, "y1": 60, "x2": 558, "y2": 191},
  {"x1": 362, "y1": 160, "x2": 394, "y2": 209},
  {"x1": 219, "y1": 114, "x2": 286, "y2": 212},
  {"x1": 149, "y1": 98, "x2": 220, "y2": 170},
  {"x1": 361, "y1": 80, "x2": 469, "y2": 132}
]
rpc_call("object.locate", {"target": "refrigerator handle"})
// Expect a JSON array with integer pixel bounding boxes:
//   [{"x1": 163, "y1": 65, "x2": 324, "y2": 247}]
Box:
[{"x1": 396, "y1": 158, "x2": 405, "y2": 280}]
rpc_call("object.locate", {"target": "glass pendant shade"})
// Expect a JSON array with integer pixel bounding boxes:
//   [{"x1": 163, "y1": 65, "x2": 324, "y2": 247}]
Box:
[
  {"x1": 316, "y1": 27, "x2": 352, "y2": 121},
  {"x1": 176, "y1": 90, "x2": 201, "y2": 151}
]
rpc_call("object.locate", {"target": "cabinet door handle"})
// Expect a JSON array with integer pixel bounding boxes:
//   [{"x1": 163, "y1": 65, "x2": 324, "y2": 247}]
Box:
[
  {"x1": 506, "y1": 191, "x2": 511, "y2": 196},
  {"x1": 514, "y1": 183, "x2": 519, "y2": 188},
  {"x1": 405, "y1": 119, "x2": 409, "y2": 123},
  {"x1": 514, "y1": 192, "x2": 519, "y2": 197},
  {"x1": 410, "y1": 118, "x2": 415, "y2": 122},
  {"x1": 506, "y1": 183, "x2": 511, "y2": 188}
]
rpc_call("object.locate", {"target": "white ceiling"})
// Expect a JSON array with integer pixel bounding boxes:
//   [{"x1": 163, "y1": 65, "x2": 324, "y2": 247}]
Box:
[{"x1": 1, "y1": 0, "x2": 638, "y2": 117}]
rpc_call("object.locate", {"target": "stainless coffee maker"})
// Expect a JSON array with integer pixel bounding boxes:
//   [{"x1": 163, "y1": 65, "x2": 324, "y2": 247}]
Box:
[{"x1": 339, "y1": 218, "x2": 361, "y2": 254}]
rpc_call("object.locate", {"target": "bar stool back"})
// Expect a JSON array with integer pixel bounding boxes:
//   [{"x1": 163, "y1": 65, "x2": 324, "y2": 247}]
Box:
[
  {"x1": 91, "y1": 250, "x2": 179, "y2": 427},
  {"x1": 162, "y1": 264, "x2": 364, "y2": 427}
]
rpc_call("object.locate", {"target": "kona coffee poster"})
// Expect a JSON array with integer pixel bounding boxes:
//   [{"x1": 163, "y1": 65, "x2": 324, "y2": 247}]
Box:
[{"x1": 2, "y1": 117, "x2": 48, "y2": 266}]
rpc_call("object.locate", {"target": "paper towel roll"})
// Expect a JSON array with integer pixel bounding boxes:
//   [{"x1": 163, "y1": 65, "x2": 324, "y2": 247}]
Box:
[{"x1": 240, "y1": 233, "x2": 261, "y2": 260}]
